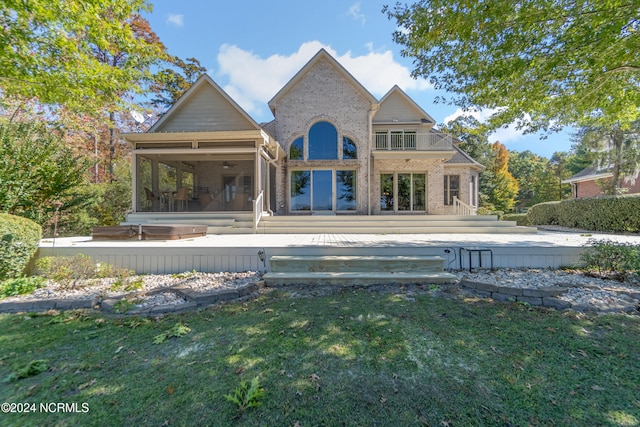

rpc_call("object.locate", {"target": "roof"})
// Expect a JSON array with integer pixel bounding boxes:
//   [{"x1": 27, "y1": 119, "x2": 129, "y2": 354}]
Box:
[
  {"x1": 562, "y1": 166, "x2": 613, "y2": 184},
  {"x1": 268, "y1": 49, "x2": 378, "y2": 114},
  {"x1": 445, "y1": 144, "x2": 486, "y2": 171}
]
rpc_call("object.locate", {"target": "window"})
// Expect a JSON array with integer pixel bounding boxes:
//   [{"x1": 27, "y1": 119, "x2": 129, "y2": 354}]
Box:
[
  {"x1": 290, "y1": 137, "x2": 303, "y2": 160},
  {"x1": 381, "y1": 173, "x2": 425, "y2": 212},
  {"x1": 336, "y1": 170, "x2": 356, "y2": 210},
  {"x1": 342, "y1": 137, "x2": 357, "y2": 159},
  {"x1": 444, "y1": 175, "x2": 460, "y2": 205},
  {"x1": 291, "y1": 170, "x2": 311, "y2": 210},
  {"x1": 308, "y1": 121, "x2": 338, "y2": 160}
]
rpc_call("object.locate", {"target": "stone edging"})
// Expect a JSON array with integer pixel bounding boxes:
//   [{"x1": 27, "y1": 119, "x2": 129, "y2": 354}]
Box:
[
  {"x1": 0, "y1": 281, "x2": 265, "y2": 315},
  {"x1": 459, "y1": 280, "x2": 640, "y2": 314},
  {"x1": 1, "y1": 280, "x2": 638, "y2": 315}
]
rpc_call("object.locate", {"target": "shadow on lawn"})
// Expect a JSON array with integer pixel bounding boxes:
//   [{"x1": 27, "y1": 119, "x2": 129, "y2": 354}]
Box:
[{"x1": 0, "y1": 293, "x2": 639, "y2": 426}]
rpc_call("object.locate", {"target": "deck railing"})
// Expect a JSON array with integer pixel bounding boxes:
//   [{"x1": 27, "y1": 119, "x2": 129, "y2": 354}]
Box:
[
  {"x1": 253, "y1": 190, "x2": 264, "y2": 231},
  {"x1": 453, "y1": 196, "x2": 477, "y2": 216},
  {"x1": 375, "y1": 133, "x2": 453, "y2": 151}
]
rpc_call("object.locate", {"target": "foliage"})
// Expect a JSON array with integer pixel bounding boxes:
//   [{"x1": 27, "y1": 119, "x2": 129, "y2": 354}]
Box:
[
  {"x1": 153, "y1": 322, "x2": 191, "y2": 344},
  {"x1": 35, "y1": 254, "x2": 134, "y2": 285},
  {"x1": 484, "y1": 142, "x2": 519, "y2": 212},
  {"x1": 501, "y1": 213, "x2": 531, "y2": 226},
  {"x1": 149, "y1": 56, "x2": 208, "y2": 108},
  {"x1": 571, "y1": 122, "x2": 640, "y2": 195},
  {"x1": 508, "y1": 150, "x2": 568, "y2": 208},
  {"x1": 528, "y1": 195, "x2": 640, "y2": 232},
  {"x1": 3, "y1": 359, "x2": 48, "y2": 383},
  {"x1": 59, "y1": 160, "x2": 132, "y2": 236},
  {"x1": 0, "y1": 213, "x2": 42, "y2": 281},
  {"x1": 0, "y1": 0, "x2": 165, "y2": 115},
  {"x1": 385, "y1": 1, "x2": 640, "y2": 131},
  {"x1": 0, "y1": 276, "x2": 45, "y2": 299},
  {"x1": 0, "y1": 121, "x2": 89, "y2": 226},
  {"x1": 579, "y1": 239, "x2": 640, "y2": 281},
  {"x1": 224, "y1": 376, "x2": 265, "y2": 418}
]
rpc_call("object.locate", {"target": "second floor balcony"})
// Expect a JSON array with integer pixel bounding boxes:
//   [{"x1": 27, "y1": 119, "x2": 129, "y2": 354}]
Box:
[{"x1": 374, "y1": 132, "x2": 453, "y2": 151}]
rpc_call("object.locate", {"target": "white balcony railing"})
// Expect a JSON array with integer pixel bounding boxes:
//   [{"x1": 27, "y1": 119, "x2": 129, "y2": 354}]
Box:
[{"x1": 375, "y1": 133, "x2": 453, "y2": 151}]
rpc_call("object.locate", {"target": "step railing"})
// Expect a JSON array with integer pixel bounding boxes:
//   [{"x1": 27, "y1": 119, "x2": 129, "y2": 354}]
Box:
[
  {"x1": 453, "y1": 196, "x2": 477, "y2": 216},
  {"x1": 253, "y1": 190, "x2": 264, "y2": 231}
]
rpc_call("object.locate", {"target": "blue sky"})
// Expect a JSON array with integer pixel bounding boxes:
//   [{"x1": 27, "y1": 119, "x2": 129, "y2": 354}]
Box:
[{"x1": 143, "y1": 0, "x2": 574, "y2": 158}]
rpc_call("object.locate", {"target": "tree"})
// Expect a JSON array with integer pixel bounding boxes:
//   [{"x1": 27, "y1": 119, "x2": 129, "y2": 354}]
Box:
[
  {"x1": 384, "y1": 1, "x2": 640, "y2": 132},
  {"x1": 572, "y1": 122, "x2": 640, "y2": 194},
  {"x1": 1, "y1": 0, "x2": 165, "y2": 115},
  {"x1": 150, "y1": 57, "x2": 208, "y2": 109},
  {"x1": 508, "y1": 150, "x2": 562, "y2": 208},
  {"x1": 0, "y1": 121, "x2": 89, "y2": 225},
  {"x1": 485, "y1": 143, "x2": 519, "y2": 212}
]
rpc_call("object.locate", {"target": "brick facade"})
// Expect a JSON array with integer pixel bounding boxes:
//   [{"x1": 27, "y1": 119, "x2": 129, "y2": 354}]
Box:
[{"x1": 269, "y1": 50, "x2": 481, "y2": 215}]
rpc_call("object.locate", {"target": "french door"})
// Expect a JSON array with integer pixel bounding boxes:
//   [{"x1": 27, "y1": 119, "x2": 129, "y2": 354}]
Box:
[{"x1": 290, "y1": 169, "x2": 356, "y2": 212}]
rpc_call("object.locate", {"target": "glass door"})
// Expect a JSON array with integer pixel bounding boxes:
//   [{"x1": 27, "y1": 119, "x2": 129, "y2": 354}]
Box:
[{"x1": 312, "y1": 170, "x2": 333, "y2": 212}]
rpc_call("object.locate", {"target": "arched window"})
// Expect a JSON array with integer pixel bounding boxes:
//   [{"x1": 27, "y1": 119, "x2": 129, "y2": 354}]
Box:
[
  {"x1": 289, "y1": 137, "x2": 303, "y2": 160},
  {"x1": 308, "y1": 121, "x2": 338, "y2": 160},
  {"x1": 343, "y1": 137, "x2": 357, "y2": 159}
]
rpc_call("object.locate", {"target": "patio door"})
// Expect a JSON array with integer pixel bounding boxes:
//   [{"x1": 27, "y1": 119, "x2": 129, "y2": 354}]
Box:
[{"x1": 312, "y1": 170, "x2": 333, "y2": 212}]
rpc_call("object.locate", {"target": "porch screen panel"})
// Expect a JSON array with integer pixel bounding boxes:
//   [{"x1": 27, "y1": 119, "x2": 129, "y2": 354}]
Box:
[
  {"x1": 380, "y1": 174, "x2": 394, "y2": 211},
  {"x1": 336, "y1": 170, "x2": 356, "y2": 211},
  {"x1": 291, "y1": 171, "x2": 311, "y2": 211}
]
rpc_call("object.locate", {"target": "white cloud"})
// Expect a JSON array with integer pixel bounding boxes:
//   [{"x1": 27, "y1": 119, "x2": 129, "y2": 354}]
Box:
[
  {"x1": 215, "y1": 41, "x2": 432, "y2": 120},
  {"x1": 348, "y1": 2, "x2": 366, "y2": 25},
  {"x1": 443, "y1": 107, "x2": 532, "y2": 146},
  {"x1": 166, "y1": 14, "x2": 184, "y2": 28}
]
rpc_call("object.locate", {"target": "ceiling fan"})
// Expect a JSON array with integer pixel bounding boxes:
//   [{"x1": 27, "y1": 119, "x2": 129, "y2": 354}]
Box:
[{"x1": 222, "y1": 161, "x2": 237, "y2": 169}]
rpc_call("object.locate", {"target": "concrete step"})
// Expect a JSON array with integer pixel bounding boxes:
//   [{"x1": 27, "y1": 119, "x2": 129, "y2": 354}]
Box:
[
  {"x1": 269, "y1": 255, "x2": 446, "y2": 273},
  {"x1": 262, "y1": 271, "x2": 457, "y2": 286},
  {"x1": 258, "y1": 226, "x2": 536, "y2": 234}
]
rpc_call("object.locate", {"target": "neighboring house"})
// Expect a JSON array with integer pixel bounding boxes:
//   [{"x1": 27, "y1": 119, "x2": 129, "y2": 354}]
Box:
[
  {"x1": 563, "y1": 167, "x2": 640, "y2": 198},
  {"x1": 123, "y1": 49, "x2": 483, "y2": 218}
]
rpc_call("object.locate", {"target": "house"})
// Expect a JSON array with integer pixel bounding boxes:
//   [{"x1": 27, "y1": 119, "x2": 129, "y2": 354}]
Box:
[
  {"x1": 122, "y1": 49, "x2": 483, "y2": 222},
  {"x1": 563, "y1": 167, "x2": 640, "y2": 198}
]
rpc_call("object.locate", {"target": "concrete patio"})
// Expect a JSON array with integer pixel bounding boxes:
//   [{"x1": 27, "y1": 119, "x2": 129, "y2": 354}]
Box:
[{"x1": 38, "y1": 228, "x2": 640, "y2": 275}]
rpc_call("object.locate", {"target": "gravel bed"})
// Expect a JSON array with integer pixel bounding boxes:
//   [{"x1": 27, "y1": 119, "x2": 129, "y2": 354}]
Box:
[
  {"x1": 1, "y1": 269, "x2": 638, "y2": 313},
  {"x1": 456, "y1": 268, "x2": 639, "y2": 308},
  {"x1": 0, "y1": 271, "x2": 261, "y2": 302}
]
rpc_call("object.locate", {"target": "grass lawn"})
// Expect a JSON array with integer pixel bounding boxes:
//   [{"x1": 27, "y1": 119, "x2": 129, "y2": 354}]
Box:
[{"x1": 1, "y1": 288, "x2": 639, "y2": 426}]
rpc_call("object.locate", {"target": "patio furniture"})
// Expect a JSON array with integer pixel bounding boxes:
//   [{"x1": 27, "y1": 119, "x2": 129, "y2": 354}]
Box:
[
  {"x1": 144, "y1": 188, "x2": 160, "y2": 211},
  {"x1": 173, "y1": 187, "x2": 190, "y2": 211}
]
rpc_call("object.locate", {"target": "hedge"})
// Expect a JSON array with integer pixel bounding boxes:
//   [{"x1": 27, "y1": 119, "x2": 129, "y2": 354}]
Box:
[
  {"x1": 501, "y1": 213, "x2": 531, "y2": 226},
  {"x1": 527, "y1": 195, "x2": 640, "y2": 233},
  {"x1": 0, "y1": 213, "x2": 42, "y2": 281}
]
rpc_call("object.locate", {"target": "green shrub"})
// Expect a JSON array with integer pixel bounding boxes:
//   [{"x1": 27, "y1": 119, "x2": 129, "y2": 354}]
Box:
[
  {"x1": 527, "y1": 201, "x2": 561, "y2": 226},
  {"x1": 528, "y1": 195, "x2": 640, "y2": 232},
  {"x1": 0, "y1": 276, "x2": 45, "y2": 298},
  {"x1": 36, "y1": 254, "x2": 134, "y2": 285},
  {"x1": 0, "y1": 213, "x2": 42, "y2": 281},
  {"x1": 501, "y1": 213, "x2": 531, "y2": 226},
  {"x1": 579, "y1": 239, "x2": 640, "y2": 281}
]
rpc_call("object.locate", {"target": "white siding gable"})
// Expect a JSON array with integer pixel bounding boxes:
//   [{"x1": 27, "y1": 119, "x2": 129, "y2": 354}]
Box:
[{"x1": 155, "y1": 82, "x2": 256, "y2": 133}]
